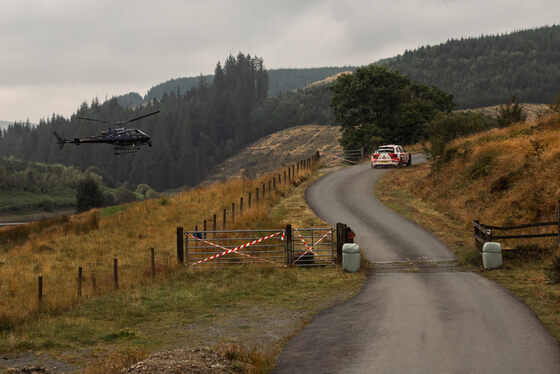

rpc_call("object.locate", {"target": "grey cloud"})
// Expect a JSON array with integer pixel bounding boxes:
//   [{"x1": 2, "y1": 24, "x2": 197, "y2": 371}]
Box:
[{"x1": 0, "y1": 0, "x2": 559, "y2": 122}]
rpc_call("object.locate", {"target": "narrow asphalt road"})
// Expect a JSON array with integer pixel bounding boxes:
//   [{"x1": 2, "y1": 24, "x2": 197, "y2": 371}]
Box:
[{"x1": 273, "y1": 156, "x2": 560, "y2": 373}]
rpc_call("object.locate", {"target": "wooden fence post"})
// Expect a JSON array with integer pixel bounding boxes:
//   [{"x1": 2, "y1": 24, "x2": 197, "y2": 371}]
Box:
[
  {"x1": 223, "y1": 208, "x2": 226, "y2": 230},
  {"x1": 256, "y1": 188, "x2": 259, "y2": 204},
  {"x1": 176, "y1": 227, "x2": 184, "y2": 263},
  {"x1": 268, "y1": 180, "x2": 271, "y2": 195},
  {"x1": 203, "y1": 220, "x2": 207, "y2": 239},
  {"x1": 213, "y1": 214, "x2": 217, "y2": 232},
  {"x1": 273, "y1": 176, "x2": 276, "y2": 190},
  {"x1": 288, "y1": 167, "x2": 291, "y2": 181},
  {"x1": 336, "y1": 223, "x2": 346, "y2": 265},
  {"x1": 185, "y1": 233, "x2": 189, "y2": 265},
  {"x1": 262, "y1": 184, "x2": 265, "y2": 200},
  {"x1": 231, "y1": 202, "x2": 235, "y2": 223},
  {"x1": 78, "y1": 267, "x2": 82, "y2": 297},
  {"x1": 473, "y1": 220, "x2": 479, "y2": 251},
  {"x1": 285, "y1": 224, "x2": 292, "y2": 266},
  {"x1": 113, "y1": 258, "x2": 118, "y2": 290},
  {"x1": 151, "y1": 248, "x2": 155, "y2": 278},
  {"x1": 240, "y1": 197, "x2": 243, "y2": 215},
  {"x1": 248, "y1": 192, "x2": 252, "y2": 209},
  {"x1": 38, "y1": 275, "x2": 43, "y2": 305}
]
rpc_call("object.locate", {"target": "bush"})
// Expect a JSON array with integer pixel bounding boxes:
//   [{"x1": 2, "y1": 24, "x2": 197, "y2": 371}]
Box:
[
  {"x1": 497, "y1": 95, "x2": 527, "y2": 127},
  {"x1": 38, "y1": 197, "x2": 55, "y2": 212},
  {"x1": 114, "y1": 187, "x2": 137, "y2": 204},
  {"x1": 104, "y1": 192, "x2": 115, "y2": 206},
  {"x1": 424, "y1": 112, "x2": 495, "y2": 174},
  {"x1": 76, "y1": 177, "x2": 105, "y2": 213},
  {"x1": 466, "y1": 153, "x2": 496, "y2": 179}
]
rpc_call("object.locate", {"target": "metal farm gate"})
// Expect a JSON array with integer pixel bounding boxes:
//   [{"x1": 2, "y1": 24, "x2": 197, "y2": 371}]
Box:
[
  {"x1": 323, "y1": 149, "x2": 364, "y2": 166},
  {"x1": 185, "y1": 226, "x2": 335, "y2": 267},
  {"x1": 287, "y1": 227, "x2": 335, "y2": 267}
]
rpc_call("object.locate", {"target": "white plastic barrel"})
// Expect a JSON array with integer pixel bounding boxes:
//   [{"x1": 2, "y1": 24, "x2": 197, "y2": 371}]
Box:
[
  {"x1": 342, "y1": 243, "x2": 361, "y2": 273},
  {"x1": 482, "y1": 242, "x2": 502, "y2": 269}
]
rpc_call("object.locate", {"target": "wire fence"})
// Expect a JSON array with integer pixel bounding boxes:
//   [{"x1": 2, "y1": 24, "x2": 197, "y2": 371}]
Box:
[
  {"x1": 473, "y1": 201, "x2": 560, "y2": 251},
  {"x1": 1, "y1": 151, "x2": 327, "y2": 326}
]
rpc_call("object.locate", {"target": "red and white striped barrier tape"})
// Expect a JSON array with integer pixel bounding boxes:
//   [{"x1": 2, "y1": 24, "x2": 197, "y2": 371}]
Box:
[
  {"x1": 327, "y1": 154, "x2": 361, "y2": 165},
  {"x1": 293, "y1": 229, "x2": 334, "y2": 264},
  {"x1": 189, "y1": 230, "x2": 285, "y2": 266}
]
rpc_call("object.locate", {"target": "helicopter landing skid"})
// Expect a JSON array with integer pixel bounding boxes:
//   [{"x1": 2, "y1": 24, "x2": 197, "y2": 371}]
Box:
[{"x1": 114, "y1": 146, "x2": 141, "y2": 155}]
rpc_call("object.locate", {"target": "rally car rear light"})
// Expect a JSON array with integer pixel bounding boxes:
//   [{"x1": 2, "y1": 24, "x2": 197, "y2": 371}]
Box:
[{"x1": 372, "y1": 154, "x2": 379, "y2": 160}]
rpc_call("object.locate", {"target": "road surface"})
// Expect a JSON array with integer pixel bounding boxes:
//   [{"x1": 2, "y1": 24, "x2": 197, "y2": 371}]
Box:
[{"x1": 273, "y1": 156, "x2": 560, "y2": 373}]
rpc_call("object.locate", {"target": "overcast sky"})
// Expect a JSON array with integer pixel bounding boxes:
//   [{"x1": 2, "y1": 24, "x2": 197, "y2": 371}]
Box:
[{"x1": 1, "y1": 0, "x2": 558, "y2": 123}]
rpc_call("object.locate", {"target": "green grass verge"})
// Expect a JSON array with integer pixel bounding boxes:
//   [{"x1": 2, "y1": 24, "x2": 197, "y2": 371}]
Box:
[
  {"x1": 1, "y1": 266, "x2": 363, "y2": 354},
  {"x1": 0, "y1": 188, "x2": 75, "y2": 213}
]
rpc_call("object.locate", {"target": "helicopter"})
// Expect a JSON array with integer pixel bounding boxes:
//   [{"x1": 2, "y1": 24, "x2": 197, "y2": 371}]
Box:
[{"x1": 53, "y1": 110, "x2": 160, "y2": 155}]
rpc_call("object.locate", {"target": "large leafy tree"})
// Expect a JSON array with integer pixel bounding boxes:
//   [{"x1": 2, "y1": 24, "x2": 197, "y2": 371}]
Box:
[{"x1": 330, "y1": 66, "x2": 454, "y2": 150}]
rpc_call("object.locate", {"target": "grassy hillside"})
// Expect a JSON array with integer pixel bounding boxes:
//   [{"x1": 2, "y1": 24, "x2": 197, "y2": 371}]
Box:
[
  {"x1": 0, "y1": 160, "x2": 364, "y2": 371},
  {"x1": 376, "y1": 112, "x2": 560, "y2": 340},
  {"x1": 207, "y1": 124, "x2": 342, "y2": 182}
]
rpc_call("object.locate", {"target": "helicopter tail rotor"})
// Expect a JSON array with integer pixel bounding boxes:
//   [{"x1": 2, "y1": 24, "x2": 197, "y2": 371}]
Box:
[{"x1": 53, "y1": 131, "x2": 67, "y2": 150}]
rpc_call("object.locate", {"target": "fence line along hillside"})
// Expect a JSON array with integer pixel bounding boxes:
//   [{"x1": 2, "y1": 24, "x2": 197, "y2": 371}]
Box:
[
  {"x1": 0, "y1": 152, "x2": 320, "y2": 329},
  {"x1": 474, "y1": 201, "x2": 560, "y2": 252}
]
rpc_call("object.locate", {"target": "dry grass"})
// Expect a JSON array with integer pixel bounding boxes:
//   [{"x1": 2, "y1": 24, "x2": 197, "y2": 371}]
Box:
[
  {"x1": 376, "y1": 113, "x2": 560, "y2": 341},
  {"x1": 83, "y1": 349, "x2": 149, "y2": 374},
  {"x1": 0, "y1": 162, "x2": 318, "y2": 330},
  {"x1": 0, "y1": 158, "x2": 365, "y2": 373},
  {"x1": 207, "y1": 124, "x2": 342, "y2": 183}
]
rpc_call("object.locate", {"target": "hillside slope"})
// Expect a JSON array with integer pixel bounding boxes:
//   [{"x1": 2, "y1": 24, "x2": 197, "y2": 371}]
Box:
[
  {"x1": 206, "y1": 124, "x2": 342, "y2": 182},
  {"x1": 378, "y1": 25, "x2": 560, "y2": 108},
  {"x1": 139, "y1": 66, "x2": 356, "y2": 104},
  {"x1": 415, "y1": 114, "x2": 560, "y2": 225}
]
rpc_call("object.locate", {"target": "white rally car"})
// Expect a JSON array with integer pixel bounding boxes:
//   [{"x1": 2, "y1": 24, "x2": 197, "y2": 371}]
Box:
[{"x1": 371, "y1": 144, "x2": 411, "y2": 168}]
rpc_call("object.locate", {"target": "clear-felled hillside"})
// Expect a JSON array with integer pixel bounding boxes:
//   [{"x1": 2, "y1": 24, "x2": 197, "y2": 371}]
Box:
[{"x1": 206, "y1": 124, "x2": 342, "y2": 182}]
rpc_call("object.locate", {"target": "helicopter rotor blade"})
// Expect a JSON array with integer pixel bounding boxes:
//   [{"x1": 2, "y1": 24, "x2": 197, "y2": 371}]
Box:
[
  {"x1": 76, "y1": 117, "x2": 116, "y2": 125},
  {"x1": 120, "y1": 110, "x2": 161, "y2": 125}
]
